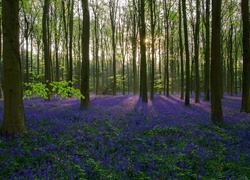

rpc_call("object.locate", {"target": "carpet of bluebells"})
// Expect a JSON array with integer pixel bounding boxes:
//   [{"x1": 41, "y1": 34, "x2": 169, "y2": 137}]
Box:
[{"x1": 0, "y1": 94, "x2": 250, "y2": 179}]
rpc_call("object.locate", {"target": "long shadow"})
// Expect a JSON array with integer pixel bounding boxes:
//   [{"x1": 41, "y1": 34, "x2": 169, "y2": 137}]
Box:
[
  {"x1": 151, "y1": 94, "x2": 211, "y2": 126},
  {"x1": 90, "y1": 94, "x2": 132, "y2": 109}
]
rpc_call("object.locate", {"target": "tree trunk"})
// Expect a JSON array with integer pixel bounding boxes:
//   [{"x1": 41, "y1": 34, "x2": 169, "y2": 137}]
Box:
[
  {"x1": 241, "y1": 0, "x2": 250, "y2": 112},
  {"x1": 36, "y1": 38, "x2": 41, "y2": 76},
  {"x1": 109, "y1": 0, "x2": 118, "y2": 96},
  {"x1": 204, "y1": 0, "x2": 210, "y2": 101},
  {"x1": 42, "y1": 0, "x2": 51, "y2": 100},
  {"x1": 132, "y1": 0, "x2": 138, "y2": 95},
  {"x1": 69, "y1": 0, "x2": 74, "y2": 89},
  {"x1": 140, "y1": 0, "x2": 148, "y2": 102},
  {"x1": 1, "y1": 0, "x2": 25, "y2": 134},
  {"x1": 93, "y1": 3, "x2": 100, "y2": 95},
  {"x1": 178, "y1": 0, "x2": 184, "y2": 100},
  {"x1": 0, "y1": 17, "x2": 3, "y2": 99},
  {"x1": 25, "y1": 18, "x2": 29, "y2": 83},
  {"x1": 158, "y1": 27, "x2": 162, "y2": 95},
  {"x1": 54, "y1": 8, "x2": 60, "y2": 82},
  {"x1": 81, "y1": 0, "x2": 90, "y2": 108},
  {"x1": 211, "y1": 0, "x2": 223, "y2": 122},
  {"x1": 149, "y1": 0, "x2": 156, "y2": 100},
  {"x1": 164, "y1": 0, "x2": 170, "y2": 97},
  {"x1": 182, "y1": 0, "x2": 190, "y2": 106},
  {"x1": 234, "y1": 28, "x2": 238, "y2": 95},
  {"x1": 229, "y1": 23, "x2": 234, "y2": 96},
  {"x1": 61, "y1": 1, "x2": 69, "y2": 82},
  {"x1": 194, "y1": 0, "x2": 200, "y2": 103}
]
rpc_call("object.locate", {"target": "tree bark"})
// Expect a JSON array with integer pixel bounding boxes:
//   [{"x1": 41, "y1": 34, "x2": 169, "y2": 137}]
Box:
[
  {"x1": 92, "y1": 1, "x2": 100, "y2": 95},
  {"x1": 0, "y1": 17, "x2": 3, "y2": 99},
  {"x1": 182, "y1": 0, "x2": 190, "y2": 106},
  {"x1": 194, "y1": 0, "x2": 200, "y2": 103},
  {"x1": 1, "y1": 0, "x2": 25, "y2": 134},
  {"x1": 81, "y1": 0, "x2": 90, "y2": 108},
  {"x1": 204, "y1": 0, "x2": 210, "y2": 101},
  {"x1": 42, "y1": 0, "x2": 51, "y2": 101},
  {"x1": 178, "y1": 0, "x2": 184, "y2": 100},
  {"x1": 109, "y1": 0, "x2": 118, "y2": 96},
  {"x1": 140, "y1": 0, "x2": 148, "y2": 102},
  {"x1": 164, "y1": 0, "x2": 170, "y2": 97},
  {"x1": 241, "y1": 0, "x2": 250, "y2": 112},
  {"x1": 211, "y1": 0, "x2": 223, "y2": 122},
  {"x1": 132, "y1": 0, "x2": 138, "y2": 95},
  {"x1": 69, "y1": 0, "x2": 74, "y2": 89},
  {"x1": 149, "y1": 0, "x2": 156, "y2": 100}
]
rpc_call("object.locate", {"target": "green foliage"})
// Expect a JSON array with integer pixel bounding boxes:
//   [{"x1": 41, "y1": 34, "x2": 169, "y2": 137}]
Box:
[
  {"x1": 23, "y1": 81, "x2": 84, "y2": 100},
  {"x1": 154, "y1": 74, "x2": 164, "y2": 92},
  {"x1": 23, "y1": 82, "x2": 48, "y2": 99},
  {"x1": 108, "y1": 74, "x2": 126, "y2": 84},
  {"x1": 108, "y1": 74, "x2": 127, "y2": 92}
]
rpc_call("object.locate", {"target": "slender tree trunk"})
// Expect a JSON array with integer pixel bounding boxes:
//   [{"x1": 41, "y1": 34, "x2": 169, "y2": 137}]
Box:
[
  {"x1": 178, "y1": 0, "x2": 184, "y2": 100},
  {"x1": 195, "y1": 0, "x2": 200, "y2": 103},
  {"x1": 132, "y1": 0, "x2": 138, "y2": 95},
  {"x1": 81, "y1": 0, "x2": 90, "y2": 108},
  {"x1": 25, "y1": 18, "x2": 29, "y2": 83},
  {"x1": 93, "y1": 4, "x2": 100, "y2": 95},
  {"x1": 164, "y1": 0, "x2": 170, "y2": 97},
  {"x1": 140, "y1": 0, "x2": 148, "y2": 102},
  {"x1": 54, "y1": 8, "x2": 60, "y2": 82},
  {"x1": 43, "y1": 0, "x2": 51, "y2": 101},
  {"x1": 109, "y1": 0, "x2": 118, "y2": 96},
  {"x1": 182, "y1": 0, "x2": 190, "y2": 106},
  {"x1": 61, "y1": 1, "x2": 69, "y2": 82},
  {"x1": 234, "y1": 28, "x2": 238, "y2": 95},
  {"x1": 211, "y1": 0, "x2": 223, "y2": 122},
  {"x1": 229, "y1": 23, "x2": 234, "y2": 96},
  {"x1": 204, "y1": 0, "x2": 210, "y2": 101},
  {"x1": 1, "y1": 0, "x2": 25, "y2": 134},
  {"x1": 101, "y1": 30, "x2": 105, "y2": 90},
  {"x1": 36, "y1": 39, "x2": 41, "y2": 76},
  {"x1": 30, "y1": 35, "x2": 33, "y2": 75},
  {"x1": 241, "y1": 0, "x2": 250, "y2": 112},
  {"x1": 69, "y1": 0, "x2": 74, "y2": 89},
  {"x1": 149, "y1": 0, "x2": 156, "y2": 100},
  {"x1": 158, "y1": 27, "x2": 162, "y2": 95},
  {"x1": 120, "y1": 21, "x2": 127, "y2": 95}
]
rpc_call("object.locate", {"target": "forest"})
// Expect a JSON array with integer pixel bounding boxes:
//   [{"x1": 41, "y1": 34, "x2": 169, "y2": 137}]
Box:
[{"x1": 0, "y1": 0, "x2": 249, "y2": 179}]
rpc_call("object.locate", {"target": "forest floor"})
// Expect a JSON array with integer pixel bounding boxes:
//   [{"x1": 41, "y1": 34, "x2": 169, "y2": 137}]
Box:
[{"x1": 0, "y1": 94, "x2": 249, "y2": 179}]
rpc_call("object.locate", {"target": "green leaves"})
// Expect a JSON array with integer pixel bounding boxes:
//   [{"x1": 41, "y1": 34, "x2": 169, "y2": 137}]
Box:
[{"x1": 23, "y1": 81, "x2": 84, "y2": 100}]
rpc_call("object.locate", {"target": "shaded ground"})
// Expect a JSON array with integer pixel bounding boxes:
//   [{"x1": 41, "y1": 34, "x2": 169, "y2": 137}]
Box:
[{"x1": 0, "y1": 94, "x2": 249, "y2": 179}]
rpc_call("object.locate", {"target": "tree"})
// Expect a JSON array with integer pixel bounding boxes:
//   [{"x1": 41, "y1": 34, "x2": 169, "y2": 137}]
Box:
[
  {"x1": 1, "y1": 0, "x2": 25, "y2": 134},
  {"x1": 178, "y1": 0, "x2": 184, "y2": 100},
  {"x1": 81, "y1": 0, "x2": 90, "y2": 108},
  {"x1": 139, "y1": 0, "x2": 148, "y2": 102},
  {"x1": 163, "y1": 0, "x2": 170, "y2": 97},
  {"x1": 149, "y1": 0, "x2": 156, "y2": 100},
  {"x1": 204, "y1": 0, "x2": 210, "y2": 101},
  {"x1": 182, "y1": 0, "x2": 190, "y2": 106},
  {"x1": 131, "y1": 0, "x2": 138, "y2": 95},
  {"x1": 109, "y1": 0, "x2": 118, "y2": 96},
  {"x1": 0, "y1": 16, "x2": 3, "y2": 99},
  {"x1": 211, "y1": 0, "x2": 223, "y2": 122},
  {"x1": 42, "y1": 0, "x2": 51, "y2": 100},
  {"x1": 194, "y1": 0, "x2": 200, "y2": 103},
  {"x1": 69, "y1": 0, "x2": 75, "y2": 89},
  {"x1": 241, "y1": 0, "x2": 250, "y2": 112},
  {"x1": 91, "y1": 0, "x2": 100, "y2": 95}
]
